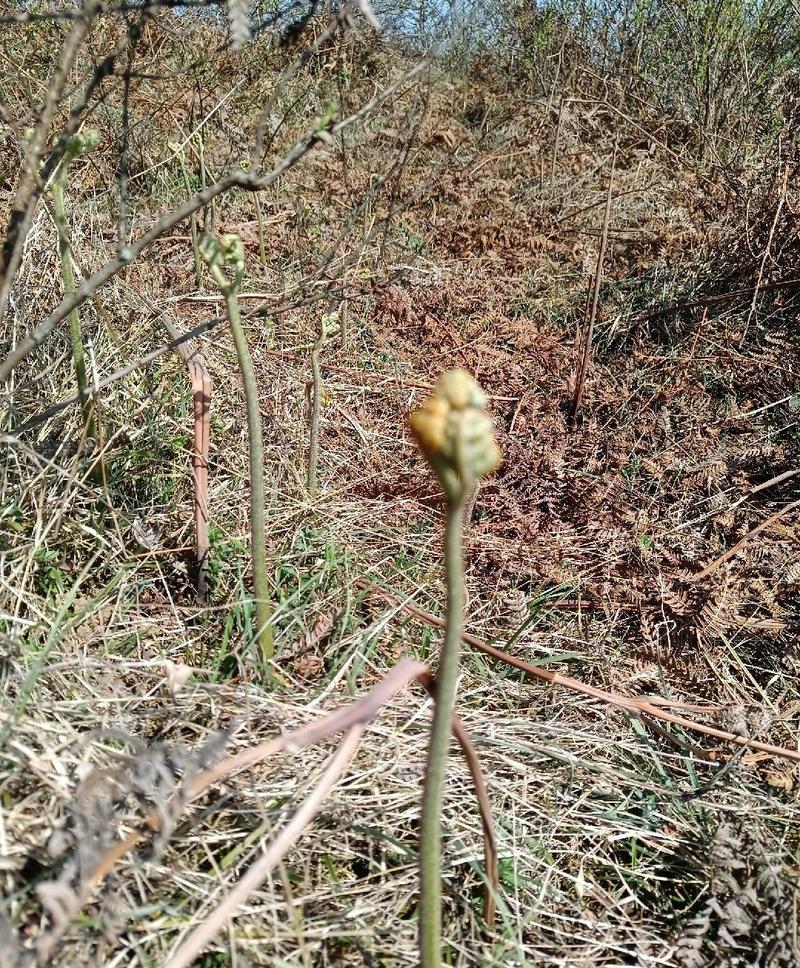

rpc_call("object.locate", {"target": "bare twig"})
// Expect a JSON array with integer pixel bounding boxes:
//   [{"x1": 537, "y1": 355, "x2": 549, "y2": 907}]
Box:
[
  {"x1": 5, "y1": 265, "x2": 411, "y2": 437},
  {"x1": 550, "y1": 95, "x2": 565, "y2": 189},
  {"x1": 747, "y1": 467, "x2": 800, "y2": 496},
  {"x1": 250, "y1": 14, "x2": 343, "y2": 173},
  {"x1": 0, "y1": 2, "x2": 98, "y2": 324},
  {"x1": 0, "y1": 0, "x2": 225, "y2": 24},
  {"x1": 633, "y1": 277, "x2": 800, "y2": 324},
  {"x1": 37, "y1": 13, "x2": 147, "y2": 190},
  {"x1": 741, "y1": 164, "x2": 789, "y2": 344},
  {"x1": 671, "y1": 466, "x2": 800, "y2": 535},
  {"x1": 1, "y1": 169, "x2": 238, "y2": 383},
  {"x1": 0, "y1": 61, "x2": 427, "y2": 383}
]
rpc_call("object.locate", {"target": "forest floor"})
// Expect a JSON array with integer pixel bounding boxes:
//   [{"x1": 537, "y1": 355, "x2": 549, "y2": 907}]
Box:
[{"x1": 1, "y1": 16, "x2": 799, "y2": 967}]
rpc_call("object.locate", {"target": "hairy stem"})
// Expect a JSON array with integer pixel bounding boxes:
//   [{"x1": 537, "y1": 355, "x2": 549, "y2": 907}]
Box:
[
  {"x1": 255, "y1": 192, "x2": 266, "y2": 264},
  {"x1": 419, "y1": 493, "x2": 466, "y2": 967},
  {"x1": 175, "y1": 152, "x2": 203, "y2": 289},
  {"x1": 222, "y1": 287, "x2": 273, "y2": 662},
  {"x1": 52, "y1": 166, "x2": 93, "y2": 437},
  {"x1": 307, "y1": 334, "x2": 322, "y2": 497}
]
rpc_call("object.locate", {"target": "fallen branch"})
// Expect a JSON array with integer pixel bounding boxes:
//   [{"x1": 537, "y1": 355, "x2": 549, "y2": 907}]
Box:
[
  {"x1": 696, "y1": 498, "x2": 800, "y2": 580},
  {"x1": 748, "y1": 466, "x2": 800, "y2": 496},
  {"x1": 356, "y1": 580, "x2": 800, "y2": 764},
  {"x1": 671, "y1": 465, "x2": 800, "y2": 534},
  {"x1": 633, "y1": 276, "x2": 800, "y2": 324}
]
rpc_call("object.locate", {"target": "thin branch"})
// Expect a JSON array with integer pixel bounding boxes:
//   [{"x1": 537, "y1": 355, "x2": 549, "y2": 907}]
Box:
[
  {"x1": 251, "y1": 14, "x2": 342, "y2": 173},
  {"x1": 0, "y1": 0, "x2": 228, "y2": 23},
  {"x1": 696, "y1": 498, "x2": 800, "y2": 580},
  {"x1": 1, "y1": 169, "x2": 239, "y2": 383},
  {"x1": 747, "y1": 466, "x2": 800, "y2": 497},
  {"x1": 570, "y1": 140, "x2": 617, "y2": 422},
  {"x1": 670, "y1": 466, "x2": 800, "y2": 535},
  {"x1": 5, "y1": 313, "x2": 218, "y2": 435},
  {"x1": 6, "y1": 83, "x2": 453, "y2": 434},
  {"x1": 4, "y1": 268, "x2": 398, "y2": 436},
  {"x1": 633, "y1": 276, "x2": 800, "y2": 324},
  {"x1": 40, "y1": 13, "x2": 147, "y2": 189},
  {"x1": 0, "y1": 2, "x2": 99, "y2": 324},
  {"x1": 0, "y1": 61, "x2": 428, "y2": 383},
  {"x1": 741, "y1": 164, "x2": 789, "y2": 343}
]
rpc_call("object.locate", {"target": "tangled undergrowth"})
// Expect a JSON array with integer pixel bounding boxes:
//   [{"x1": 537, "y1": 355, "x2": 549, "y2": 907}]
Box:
[{"x1": 1, "y1": 5, "x2": 798, "y2": 966}]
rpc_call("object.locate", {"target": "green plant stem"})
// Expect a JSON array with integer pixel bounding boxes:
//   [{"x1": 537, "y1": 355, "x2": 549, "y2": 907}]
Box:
[
  {"x1": 419, "y1": 491, "x2": 467, "y2": 967},
  {"x1": 222, "y1": 286, "x2": 273, "y2": 662},
  {"x1": 307, "y1": 334, "x2": 322, "y2": 497},
  {"x1": 189, "y1": 212, "x2": 202, "y2": 290},
  {"x1": 255, "y1": 191, "x2": 266, "y2": 264},
  {"x1": 52, "y1": 169, "x2": 92, "y2": 433},
  {"x1": 176, "y1": 154, "x2": 203, "y2": 289}
]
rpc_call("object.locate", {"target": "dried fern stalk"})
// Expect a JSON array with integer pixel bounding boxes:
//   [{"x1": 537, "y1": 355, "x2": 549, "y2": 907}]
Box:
[{"x1": 307, "y1": 312, "x2": 339, "y2": 498}]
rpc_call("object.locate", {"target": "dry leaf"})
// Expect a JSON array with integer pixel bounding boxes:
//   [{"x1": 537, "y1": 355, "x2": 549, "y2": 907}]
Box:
[
  {"x1": 163, "y1": 660, "x2": 195, "y2": 696},
  {"x1": 293, "y1": 654, "x2": 325, "y2": 681},
  {"x1": 304, "y1": 613, "x2": 335, "y2": 650},
  {"x1": 764, "y1": 767, "x2": 795, "y2": 792}
]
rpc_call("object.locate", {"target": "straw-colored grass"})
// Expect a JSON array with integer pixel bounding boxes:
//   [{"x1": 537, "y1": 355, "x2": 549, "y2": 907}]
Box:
[{"x1": 1, "y1": 9, "x2": 798, "y2": 967}]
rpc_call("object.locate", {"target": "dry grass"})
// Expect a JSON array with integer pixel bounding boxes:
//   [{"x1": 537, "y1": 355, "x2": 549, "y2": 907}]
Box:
[{"x1": 1, "y1": 8, "x2": 799, "y2": 967}]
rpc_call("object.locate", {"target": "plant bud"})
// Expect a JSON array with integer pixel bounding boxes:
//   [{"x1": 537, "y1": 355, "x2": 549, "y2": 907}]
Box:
[
  {"x1": 409, "y1": 369, "x2": 501, "y2": 502},
  {"x1": 63, "y1": 129, "x2": 100, "y2": 160},
  {"x1": 200, "y1": 232, "x2": 245, "y2": 292}
]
